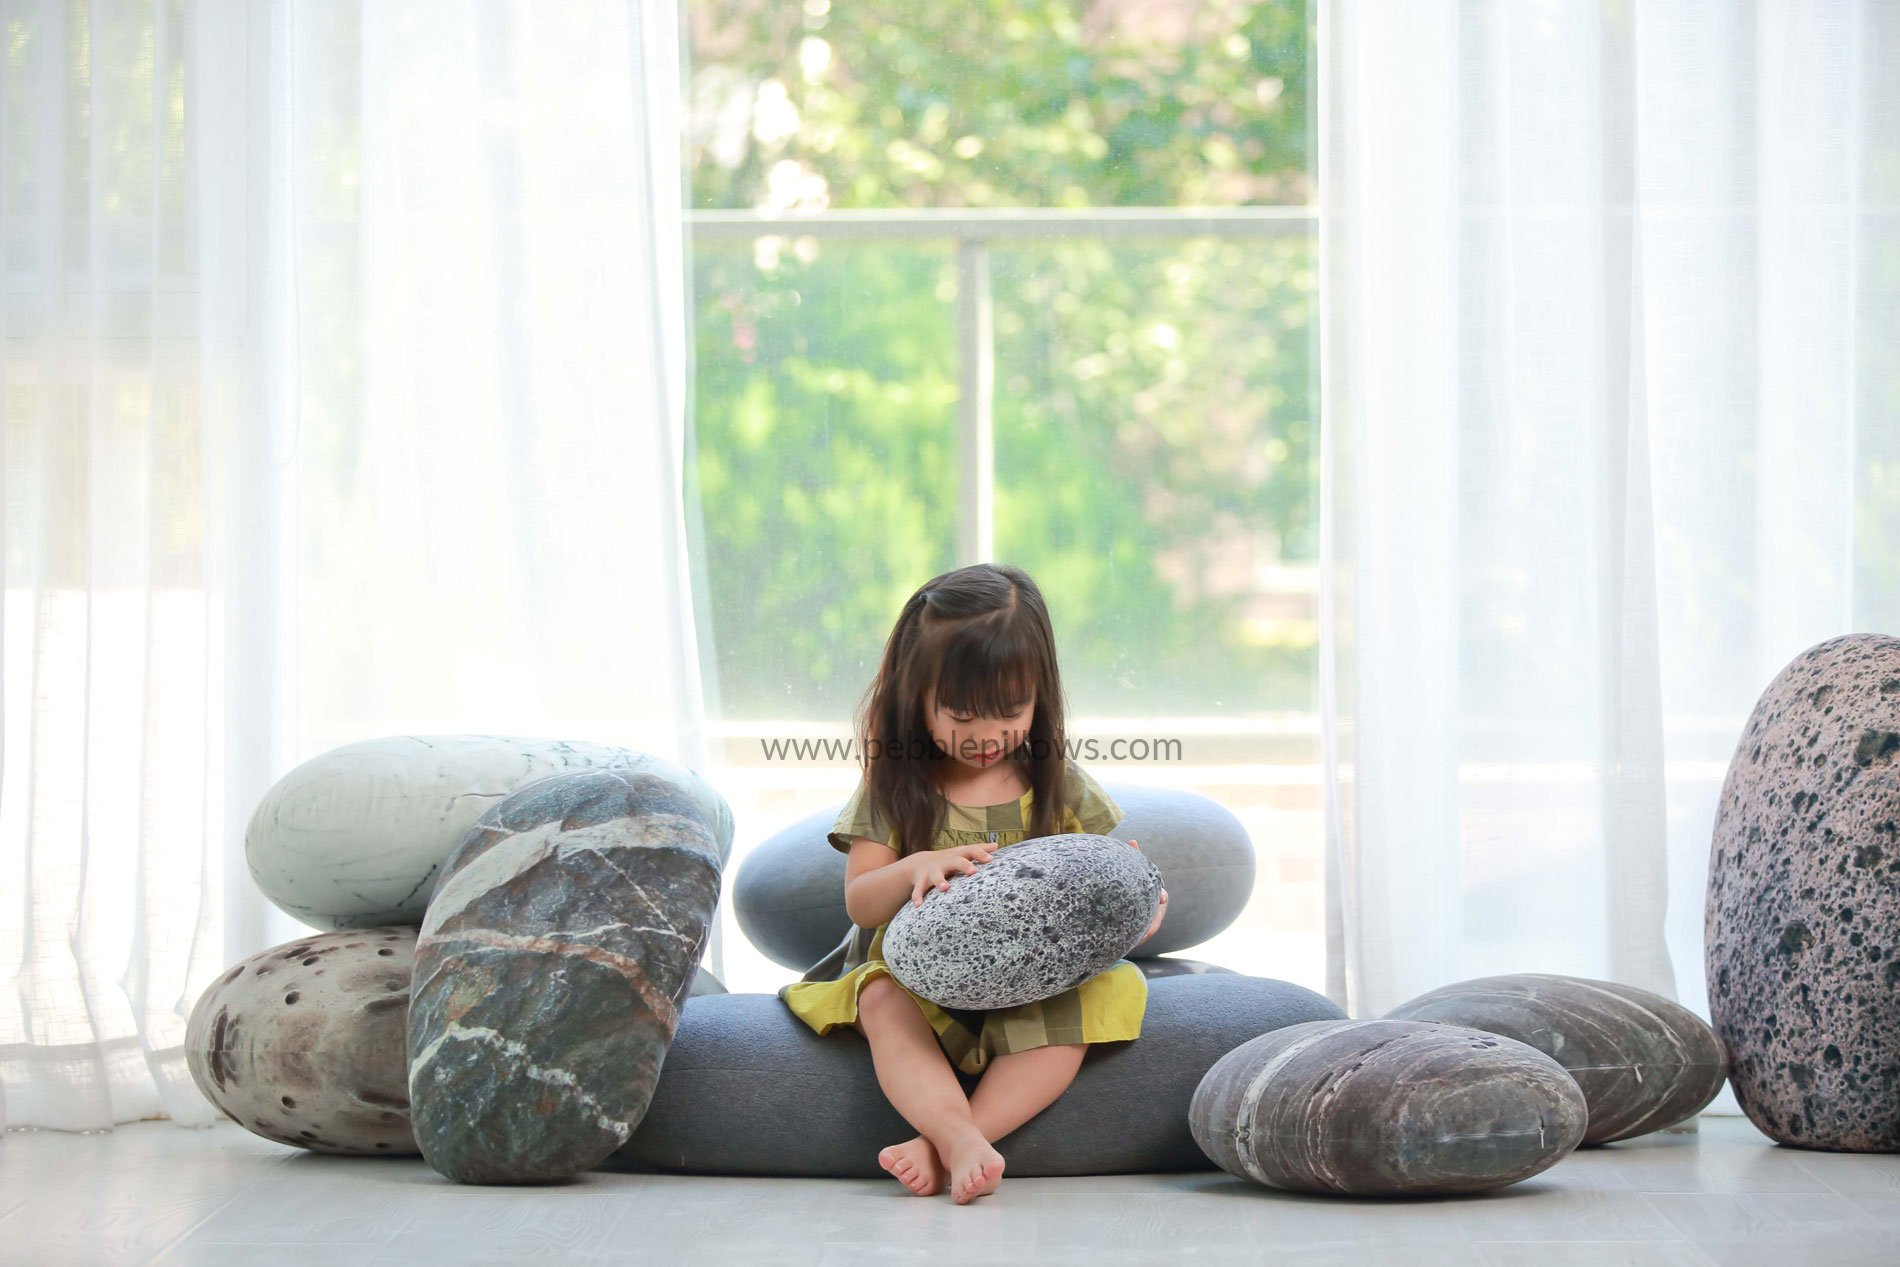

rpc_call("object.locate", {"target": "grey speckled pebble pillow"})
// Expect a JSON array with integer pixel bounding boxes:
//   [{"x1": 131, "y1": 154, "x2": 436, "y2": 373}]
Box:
[{"x1": 611, "y1": 973, "x2": 1344, "y2": 1178}]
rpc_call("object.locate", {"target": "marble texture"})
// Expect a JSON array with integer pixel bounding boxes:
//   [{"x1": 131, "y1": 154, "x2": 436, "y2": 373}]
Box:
[
  {"x1": 616, "y1": 974, "x2": 1345, "y2": 1177},
  {"x1": 1189, "y1": 1018, "x2": 1589, "y2": 1196},
  {"x1": 407, "y1": 767, "x2": 725, "y2": 1184},
  {"x1": 733, "y1": 782, "x2": 1254, "y2": 971},
  {"x1": 245, "y1": 735, "x2": 734, "y2": 929},
  {"x1": 185, "y1": 927, "x2": 420, "y2": 1156},
  {"x1": 879, "y1": 834, "x2": 1162, "y2": 1011},
  {"x1": 1706, "y1": 632, "x2": 1900, "y2": 1152},
  {"x1": 1385, "y1": 973, "x2": 1728, "y2": 1144}
]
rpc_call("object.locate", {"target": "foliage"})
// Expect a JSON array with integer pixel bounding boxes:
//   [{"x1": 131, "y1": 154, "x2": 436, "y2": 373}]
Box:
[{"x1": 688, "y1": 0, "x2": 1318, "y2": 719}]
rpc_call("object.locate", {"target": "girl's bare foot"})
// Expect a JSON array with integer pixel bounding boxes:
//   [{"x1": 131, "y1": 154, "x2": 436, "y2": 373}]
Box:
[
  {"x1": 944, "y1": 1131, "x2": 1006, "y2": 1204},
  {"x1": 877, "y1": 1136, "x2": 944, "y2": 1196}
]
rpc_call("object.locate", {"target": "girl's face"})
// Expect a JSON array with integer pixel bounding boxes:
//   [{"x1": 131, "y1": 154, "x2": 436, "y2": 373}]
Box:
[{"x1": 924, "y1": 685, "x2": 1035, "y2": 774}]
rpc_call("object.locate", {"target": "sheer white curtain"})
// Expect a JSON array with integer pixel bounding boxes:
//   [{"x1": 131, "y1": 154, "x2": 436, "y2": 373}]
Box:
[
  {"x1": 1, "y1": 0, "x2": 709, "y2": 1133},
  {"x1": 1318, "y1": 0, "x2": 1900, "y2": 1092}
]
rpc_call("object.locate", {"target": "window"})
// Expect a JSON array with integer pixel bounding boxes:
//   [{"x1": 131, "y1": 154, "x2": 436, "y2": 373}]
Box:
[{"x1": 685, "y1": 0, "x2": 1324, "y2": 991}]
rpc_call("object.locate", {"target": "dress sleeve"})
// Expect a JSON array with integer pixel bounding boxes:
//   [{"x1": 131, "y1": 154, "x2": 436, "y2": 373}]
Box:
[
  {"x1": 1065, "y1": 760, "x2": 1123, "y2": 835},
  {"x1": 826, "y1": 776, "x2": 900, "y2": 854}
]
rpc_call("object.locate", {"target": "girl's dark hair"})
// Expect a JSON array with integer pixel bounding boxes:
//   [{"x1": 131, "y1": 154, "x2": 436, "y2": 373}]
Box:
[{"x1": 855, "y1": 562, "x2": 1069, "y2": 858}]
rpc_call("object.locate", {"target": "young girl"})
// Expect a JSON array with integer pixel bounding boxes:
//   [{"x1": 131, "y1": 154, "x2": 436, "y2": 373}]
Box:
[{"x1": 778, "y1": 562, "x2": 1169, "y2": 1205}]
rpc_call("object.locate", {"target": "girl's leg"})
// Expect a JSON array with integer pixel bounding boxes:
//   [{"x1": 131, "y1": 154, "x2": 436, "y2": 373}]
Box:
[
  {"x1": 856, "y1": 975, "x2": 1004, "y2": 1203},
  {"x1": 884, "y1": 1041, "x2": 1087, "y2": 1197},
  {"x1": 965, "y1": 1041, "x2": 1087, "y2": 1142}
]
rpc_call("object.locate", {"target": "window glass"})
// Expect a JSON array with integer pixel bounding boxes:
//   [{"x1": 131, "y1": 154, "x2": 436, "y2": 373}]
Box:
[{"x1": 687, "y1": 1, "x2": 1323, "y2": 992}]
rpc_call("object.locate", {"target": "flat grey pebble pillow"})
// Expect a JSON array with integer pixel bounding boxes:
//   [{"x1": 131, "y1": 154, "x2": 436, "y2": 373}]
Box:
[
  {"x1": 1190, "y1": 1018, "x2": 1589, "y2": 1196},
  {"x1": 1385, "y1": 973, "x2": 1726, "y2": 1144}
]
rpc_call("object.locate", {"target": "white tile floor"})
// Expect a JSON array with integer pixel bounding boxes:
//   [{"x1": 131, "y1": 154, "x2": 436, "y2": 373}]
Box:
[{"x1": 0, "y1": 1115, "x2": 1895, "y2": 1266}]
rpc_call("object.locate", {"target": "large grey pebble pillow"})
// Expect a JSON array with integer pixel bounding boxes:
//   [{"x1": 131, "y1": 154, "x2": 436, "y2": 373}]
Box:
[
  {"x1": 613, "y1": 973, "x2": 1344, "y2": 1178},
  {"x1": 734, "y1": 782, "x2": 1255, "y2": 971}
]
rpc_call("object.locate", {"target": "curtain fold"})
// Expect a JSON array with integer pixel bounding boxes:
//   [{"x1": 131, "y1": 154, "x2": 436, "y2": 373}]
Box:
[
  {"x1": 1, "y1": 0, "x2": 708, "y2": 1133},
  {"x1": 1319, "y1": 0, "x2": 1900, "y2": 1072}
]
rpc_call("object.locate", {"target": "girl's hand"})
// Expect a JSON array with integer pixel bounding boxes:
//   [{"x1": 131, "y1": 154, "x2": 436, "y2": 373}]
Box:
[
  {"x1": 1137, "y1": 887, "x2": 1168, "y2": 944},
  {"x1": 907, "y1": 843, "x2": 997, "y2": 908}
]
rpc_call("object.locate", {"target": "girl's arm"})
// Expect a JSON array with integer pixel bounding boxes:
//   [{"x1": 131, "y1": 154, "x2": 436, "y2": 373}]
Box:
[
  {"x1": 843, "y1": 838, "x2": 921, "y2": 927},
  {"x1": 843, "y1": 839, "x2": 993, "y2": 926}
]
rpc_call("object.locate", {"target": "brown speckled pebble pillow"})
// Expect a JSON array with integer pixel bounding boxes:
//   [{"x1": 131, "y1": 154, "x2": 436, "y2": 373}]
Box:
[{"x1": 1707, "y1": 632, "x2": 1900, "y2": 1151}]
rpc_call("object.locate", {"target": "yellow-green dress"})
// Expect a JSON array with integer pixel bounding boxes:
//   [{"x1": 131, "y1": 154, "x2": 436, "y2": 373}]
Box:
[{"x1": 778, "y1": 759, "x2": 1148, "y2": 1077}]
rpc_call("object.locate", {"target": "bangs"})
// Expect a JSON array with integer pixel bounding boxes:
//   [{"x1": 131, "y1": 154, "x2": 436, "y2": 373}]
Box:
[{"x1": 931, "y1": 619, "x2": 1041, "y2": 717}]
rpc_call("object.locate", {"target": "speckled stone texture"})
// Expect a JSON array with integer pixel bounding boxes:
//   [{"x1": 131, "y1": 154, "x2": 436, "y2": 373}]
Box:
[
  {"x1": 245, "y1": 735, "x2": 734, "y2": 929},
  {"x1": 1706, "y1": 632, "x2": 1900, "y2": 1152},
  {"x1": 1189, "y1": 1018, "x2": 1589, "y2": 1196},
  {"x1": 615, "y1": 974, "x2": 1345, "y2": 1177},
  {"x1": 880, "y1": 834, "x2": 1162, "y2": 1011},
  {"x1": 1385, "y1": 973, "x2": 1727, "y2": 1144},
  {"x1": 185, "y1": 927, "x2": 419, "y2": 1156},
  {"x1": 407, "y1": 767, "x2": 725, "y2": 1184},
  {"x1": 733, "y1": 782, "x2": 1253, "y2": 971}
]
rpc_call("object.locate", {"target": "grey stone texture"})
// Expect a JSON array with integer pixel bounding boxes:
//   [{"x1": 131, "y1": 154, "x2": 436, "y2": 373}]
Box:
[
  {"x1": 614, "y1": 974, "x2": 1345, "y2": 1177},
  {"x1": 1189, "y1": 1018, "x2": 1589, "y2": 1196},
  {"x1": 1386, "y1": 973, "x2": 1727, "y2": 1144},
  {"x1": 734, "y1": 782, "x2": 1254, "y2": 972}
]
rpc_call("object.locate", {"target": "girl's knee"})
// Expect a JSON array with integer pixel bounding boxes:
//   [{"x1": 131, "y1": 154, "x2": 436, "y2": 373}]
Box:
[{"x1": 856, "y1": 973, "x2": 907, "y2": 1017}]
